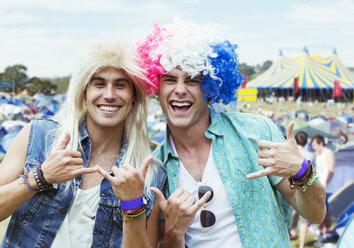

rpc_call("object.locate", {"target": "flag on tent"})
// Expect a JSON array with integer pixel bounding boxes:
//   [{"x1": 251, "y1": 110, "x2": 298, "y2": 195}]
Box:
[{"x1": 334, "y1": 80, "x2": 343, "y2": 97}]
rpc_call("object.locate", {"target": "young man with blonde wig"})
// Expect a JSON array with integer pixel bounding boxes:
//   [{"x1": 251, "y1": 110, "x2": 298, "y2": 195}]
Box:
[
  {"x1": 0, "y1": 40, "x2": 166, "y2": 248},
  {"x1": 137, "y1": 20, "x2": 326, "y2": 247}
]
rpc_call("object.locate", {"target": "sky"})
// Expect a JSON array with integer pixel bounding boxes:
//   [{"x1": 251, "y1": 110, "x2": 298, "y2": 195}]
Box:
[{"x1": 1, "y1": 0, "x2": 354, "y2": 78}]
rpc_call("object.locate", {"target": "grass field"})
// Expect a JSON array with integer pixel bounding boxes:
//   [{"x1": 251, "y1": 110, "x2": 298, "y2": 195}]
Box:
[
  {"x1": 233, "y1": 100, "x2": 353, "y2": 118},
  {"x1": 0, "y1": 218, "x2": 10, "y2": 242}
]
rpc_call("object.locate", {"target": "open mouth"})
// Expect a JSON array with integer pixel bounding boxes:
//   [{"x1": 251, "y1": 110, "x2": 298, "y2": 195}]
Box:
[
  {"x1": 170, "y1": 101, "x2": 192, "y2": 113},
  {"x1": 98, "y1": 105, "x2": 120, "y2": 113}
]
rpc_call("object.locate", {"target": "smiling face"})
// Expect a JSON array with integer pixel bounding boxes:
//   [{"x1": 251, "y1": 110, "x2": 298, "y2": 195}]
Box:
[
  {"x1": 84, "y1": 67, "x2": 136, "y2": 131},
  {"x1": 158, "y1": 68, "x2": 209, "y2": 130}
]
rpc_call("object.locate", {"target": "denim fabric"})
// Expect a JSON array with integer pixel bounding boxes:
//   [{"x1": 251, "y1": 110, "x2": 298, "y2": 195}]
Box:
[
  {"x1": 153, "y1": 109, "x2": 292, "y2": 248},
  {"x1": 1, "y1": 118, "x2": 166, "y2": 248}
]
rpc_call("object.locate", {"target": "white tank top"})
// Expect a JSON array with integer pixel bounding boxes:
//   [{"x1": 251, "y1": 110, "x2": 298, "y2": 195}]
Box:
[
  {"x1": 170, "y1": 136, "x2": 242, "y2": 248},
  {"x1": 51, "y1": 185, "x2": 100, "y2": 248},
  {"x1": 315, "y1": 148, "x2": 330, "y2": 187}
]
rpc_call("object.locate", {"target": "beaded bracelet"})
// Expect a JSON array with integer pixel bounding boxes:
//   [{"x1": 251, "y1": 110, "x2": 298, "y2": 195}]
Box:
[
  {"x1": 301, "y1": 171, "x2": 319, "y2": 192},
  {"x1": 288, "y1": 162, "x2": 314, "y2": 189},
  {"x1": 19, "y1": 159, "x2": 40, "y2": 193},
  {"x1": 121, "y1": 205, "x2": 146, "y2": 220}
]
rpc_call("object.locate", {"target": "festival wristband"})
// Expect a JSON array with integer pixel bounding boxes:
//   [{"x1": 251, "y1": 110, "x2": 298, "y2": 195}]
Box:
[
  {"x1": 120, "y1": 196, "x2": 144, "y2": 210},
  {"x1": 293, "y1": 159, "x2": 310, "y2": 179}
]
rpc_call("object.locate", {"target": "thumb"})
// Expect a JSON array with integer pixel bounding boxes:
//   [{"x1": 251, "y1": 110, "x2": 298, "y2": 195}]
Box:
[
  {"x1": 57, "y1": 131, "x2": 71, "y2": 150},
  {"x1": 140, "y1": 155, "x2": 153, "y2": 180},
  {"x1": 286, "y1": 121, "x2": 295, "y2": 141},
  {"x1": 150, "y1": 187, "x2": 166, "y2": 210}
]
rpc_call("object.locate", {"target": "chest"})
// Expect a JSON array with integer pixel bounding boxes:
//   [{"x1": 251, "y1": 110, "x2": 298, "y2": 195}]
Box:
[
  {"x1": 81, "y1": 150, "x2": 119, "y2": 189},
  {"x1": 178, "y1": 147, "x2": 210, "y2": 182}
]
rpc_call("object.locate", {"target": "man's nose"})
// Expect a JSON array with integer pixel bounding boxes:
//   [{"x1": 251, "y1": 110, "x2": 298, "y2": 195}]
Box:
[
  {"x1": 103, "y1": 86, "x2": 116, "y2": 100},
  {"x1": 174, "y1": 81, "x2": 187, "y2": 96}
]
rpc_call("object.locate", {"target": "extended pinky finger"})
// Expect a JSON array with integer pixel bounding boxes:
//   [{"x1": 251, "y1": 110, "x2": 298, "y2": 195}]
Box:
[{"x1": 96, "y1": 165, "x2": 115, "y2": 183}]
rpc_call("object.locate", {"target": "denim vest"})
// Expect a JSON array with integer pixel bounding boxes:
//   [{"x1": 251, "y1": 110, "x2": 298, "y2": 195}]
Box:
[{"x1": 1, "y1": 119, "x2": 166, "y2": 248}]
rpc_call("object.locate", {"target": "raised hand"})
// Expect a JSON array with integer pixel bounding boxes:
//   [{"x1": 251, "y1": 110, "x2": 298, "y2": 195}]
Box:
[
  {"x1": 96, "y1": 156, "x2": 153, "y2": 200},
  {"x1": 150, "y1": 187, "x2": 211, "y2": 240},
  {"x1": 247, "y1": 121, "x2": 304, "y2": 179},
  {"x1": 40, "y1": 132, "x2": 97, "y2": 184}
]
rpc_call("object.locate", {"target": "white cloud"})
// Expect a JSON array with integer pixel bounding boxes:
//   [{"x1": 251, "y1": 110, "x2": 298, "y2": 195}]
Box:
[
  {"x1": 285, "y1": 0, "x2": 354, "y2": 23},
  {"x1": 0, "y1": 10, "x2": 38, "y2": 24},
  {"x1": 0, "y1": 0, "x2": 126, "y2": 13}
]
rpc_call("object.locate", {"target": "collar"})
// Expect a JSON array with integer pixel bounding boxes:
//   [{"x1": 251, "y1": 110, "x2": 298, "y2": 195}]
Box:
[
  {"x1": 206, "y1": 107, "x2": 225, "y2": 137},
  {"x1": 79, "y1": 116, "x2": 128, "y2": 166}
]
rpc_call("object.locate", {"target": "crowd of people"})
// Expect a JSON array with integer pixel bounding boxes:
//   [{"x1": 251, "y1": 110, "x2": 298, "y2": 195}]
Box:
[{"x1": 0, "y1": 19, "x2": 338, "y2": 248}]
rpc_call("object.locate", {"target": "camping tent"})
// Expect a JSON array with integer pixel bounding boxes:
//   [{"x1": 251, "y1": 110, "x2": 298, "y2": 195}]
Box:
[{"x1": 247, "y1": 48, "x2": 354, "y2": 101}]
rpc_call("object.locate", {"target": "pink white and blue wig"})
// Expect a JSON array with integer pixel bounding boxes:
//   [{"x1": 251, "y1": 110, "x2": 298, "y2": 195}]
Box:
[{"x1": 136, "y1": 19, "x2": 244, "y2": 105}]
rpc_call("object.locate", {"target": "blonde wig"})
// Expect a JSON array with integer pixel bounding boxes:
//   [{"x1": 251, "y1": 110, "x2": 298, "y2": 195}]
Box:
[{"x1": 53, "y1": 40, "x2": 158, "y2": 193}]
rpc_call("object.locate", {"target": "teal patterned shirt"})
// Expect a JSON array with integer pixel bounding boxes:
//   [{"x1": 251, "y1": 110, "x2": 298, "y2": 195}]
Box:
[{"x1": 153, "y1": 109, "x2": 292, "y2": 247}]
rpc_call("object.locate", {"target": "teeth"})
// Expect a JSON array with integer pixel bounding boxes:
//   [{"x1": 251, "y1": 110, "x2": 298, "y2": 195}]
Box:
[
  {"x1": 171, "y1": 102, "x2": 191, "y2": 107},
  {"x1": 99, "y1": 106, "x2": 119, "y2": 111}
]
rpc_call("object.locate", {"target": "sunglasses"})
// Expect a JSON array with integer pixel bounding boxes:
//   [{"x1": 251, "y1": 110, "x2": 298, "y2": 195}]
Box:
[{"x1": 198, "y1": 185, "x2": 216, "y2": 231}]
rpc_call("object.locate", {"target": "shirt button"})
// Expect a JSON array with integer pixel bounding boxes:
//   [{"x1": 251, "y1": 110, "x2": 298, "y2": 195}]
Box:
[
  {"x1": 41, "y1": 244, "x2": 48, "y2": 248},
  {"x1": 59, "y1": 208, "x2": 66, "y2": 214}
]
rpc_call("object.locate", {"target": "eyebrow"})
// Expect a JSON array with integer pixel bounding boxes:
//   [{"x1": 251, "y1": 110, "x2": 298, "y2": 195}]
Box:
[
  {"x1": 161, "y1": 74, "x2": 201, "y2": 80},
  {"x1": 161, "y1": 74, "x2": 177, "y2": 80},
  {"x1": 90, "y1": 77, "x2": 130, "y2": 84}
]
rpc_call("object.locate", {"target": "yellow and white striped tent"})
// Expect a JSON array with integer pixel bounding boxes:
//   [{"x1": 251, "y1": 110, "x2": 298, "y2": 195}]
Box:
[{"x1": 247, "y1": 48, "x2": 354, "y2": 89}]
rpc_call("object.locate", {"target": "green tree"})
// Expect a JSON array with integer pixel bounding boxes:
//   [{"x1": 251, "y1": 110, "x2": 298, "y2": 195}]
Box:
[
  {"x1": 0, "y1": 64, "x2": 28, "y2": 93},
  {"x1": 238, "y1": 63, "x2": 256, "y2": 77},
  {"x1": 258, "y1": 60, "x2": 273, "y2": 73},
  {"x1": 26, "y1": 77, "x2": 57, "y2": 95},
  {"x1": 51, "y1": 76, "x2": 71, "y2": 94}
]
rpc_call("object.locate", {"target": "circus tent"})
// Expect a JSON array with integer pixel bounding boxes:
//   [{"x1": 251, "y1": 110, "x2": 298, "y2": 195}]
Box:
[{"x1": 247, "y1": 48, "x2": 354, "y2": 90}]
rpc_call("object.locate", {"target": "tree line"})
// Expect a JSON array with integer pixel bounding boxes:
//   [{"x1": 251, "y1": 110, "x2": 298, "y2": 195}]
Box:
[
  {"x1": 0, "y1": 61, "x2": 274, "y2": 96},
  {"x1": 0, "y1": 64, "x2": 70, "y2": 95}
]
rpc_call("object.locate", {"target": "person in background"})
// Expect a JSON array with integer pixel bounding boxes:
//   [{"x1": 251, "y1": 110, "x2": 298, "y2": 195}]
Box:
[
  {"x1": 291, "y1": 131, "x2": 315, "y2": 247},
  {"x1": 0, "y1": 40, "x2": 166, "y2": 248},
  {"x1": 311, "y1": 134, "x2": 335, "y2": 243},
  {"x1": 137, "y1": 19, "x2": 326, "y2": 247}
]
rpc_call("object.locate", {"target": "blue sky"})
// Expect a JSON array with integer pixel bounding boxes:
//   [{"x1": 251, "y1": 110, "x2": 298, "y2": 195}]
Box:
[{"x1": 1, "y1": 0, "x2": 354, "y2": 77}]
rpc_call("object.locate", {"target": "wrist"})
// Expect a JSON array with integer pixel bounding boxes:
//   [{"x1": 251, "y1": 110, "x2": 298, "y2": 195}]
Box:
[
  {"x1": 162, "y1": 233, "x2": 184, "y2": 247},
  {"x1": 293, "y1": 159, "x2": 310, "y2": 179},
  {"x1": 27, "y1": 172, "x2": 40, "y2": 190},
  {"x1": 164, "y1": 226, "x2": 185, "y2": 242},
  {"x1": 33, "y1": 164, "x2": 53, "y2": 191}
]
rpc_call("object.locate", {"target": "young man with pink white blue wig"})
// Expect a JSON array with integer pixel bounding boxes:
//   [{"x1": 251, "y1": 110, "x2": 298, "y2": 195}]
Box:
[{"x1": 138, "y1": 20, "x2": 326, "y2": 248}]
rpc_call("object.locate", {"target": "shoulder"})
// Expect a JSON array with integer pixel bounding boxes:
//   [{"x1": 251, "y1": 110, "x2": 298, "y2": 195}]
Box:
[
  {"x1": 29, "y1": 118, "x2": 59, "y2": 136},
  {"x1": 219, "y1": 111, "x2": 274, "y2": 127},
  {"x1": 218, "y1": 112, "x2": 279, "y2": 137}
]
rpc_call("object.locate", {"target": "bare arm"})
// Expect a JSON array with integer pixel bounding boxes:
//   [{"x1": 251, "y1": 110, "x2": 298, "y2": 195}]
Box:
[
  {"x1": 246, "y1": 121, "x2": 326, "y2": 224},
  {"x1": 0, "y1": 124, "x2": 36, "y2": 221},
  {"x1": 324, "y1": 149, "x2": 335, "y2": 188},
  {"x1": 276, "y1": 177, "x2": 326, "y2": 223},
  {"x1": 0, "y1": 124, "x2": 97, "y2": 221},
  {"x1": 122, "y1": 199, "x2": 160, "y2": 248}
]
